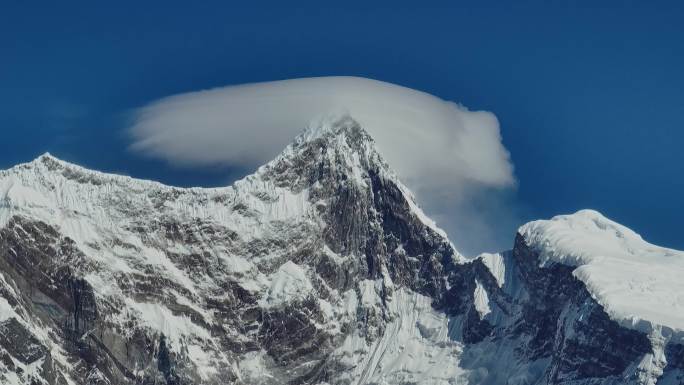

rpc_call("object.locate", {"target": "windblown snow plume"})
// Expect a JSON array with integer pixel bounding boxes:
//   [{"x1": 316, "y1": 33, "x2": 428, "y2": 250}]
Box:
[{"x1": 128, "y1": 76, "x2": 517, "y2": 254}]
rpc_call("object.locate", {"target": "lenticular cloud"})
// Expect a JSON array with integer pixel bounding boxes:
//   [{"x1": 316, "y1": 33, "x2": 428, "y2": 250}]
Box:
[{"x1": 128, "y1": 76, "x2": 517, "y2": 253}]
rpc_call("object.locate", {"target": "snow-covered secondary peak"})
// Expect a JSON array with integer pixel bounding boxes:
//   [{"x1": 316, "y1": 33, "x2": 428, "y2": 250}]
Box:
[
  {"x1": 24, "y1": 152, "x2": 84, "y2": 171},
  {"x1": 6, "y1": 151, "x2": 155, "y2": 190},
  {"x1": 519, "y1": 209, "x2": 684, "y2": 341},
  {"x1": 33, "y1": 152, "x2": 59, "y2": 163}
]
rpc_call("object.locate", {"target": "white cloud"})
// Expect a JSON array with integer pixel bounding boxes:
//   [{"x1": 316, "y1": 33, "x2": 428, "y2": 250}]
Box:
[{"x1": 128, "y1": 76, "x2": 518, "y2": 255}]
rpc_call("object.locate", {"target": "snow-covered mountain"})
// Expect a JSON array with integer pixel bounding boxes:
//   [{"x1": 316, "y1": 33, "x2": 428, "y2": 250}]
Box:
[{"x1": 0, "y1": 116, "x2": 682, "y2": 385}]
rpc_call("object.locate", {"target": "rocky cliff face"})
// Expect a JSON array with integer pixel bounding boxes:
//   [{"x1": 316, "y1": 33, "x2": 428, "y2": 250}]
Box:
[{"x1": 0, "y1": 116, "x2": 681, "y2": 385}]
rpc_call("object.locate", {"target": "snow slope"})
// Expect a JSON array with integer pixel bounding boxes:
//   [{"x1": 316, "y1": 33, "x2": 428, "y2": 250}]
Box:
[{"x1": 520, "y1": 209, "x2": 684, "y2": 342}]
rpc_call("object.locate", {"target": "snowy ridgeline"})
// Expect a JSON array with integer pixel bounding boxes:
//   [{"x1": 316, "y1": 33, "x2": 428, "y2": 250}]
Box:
[{"x1": 0, "y1": 117, "x2": 682, "y2": 385}]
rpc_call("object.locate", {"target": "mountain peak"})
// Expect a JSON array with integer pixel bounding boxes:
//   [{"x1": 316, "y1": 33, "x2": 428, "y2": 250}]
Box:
[
  {"x1": 42, "y1": 152, "x2": 74, "y2": 169},
  {"x1": 37, "y1": 152, "x2": 55, "y2": 161},
  {"x1": 27, "y1": 152, "x2": 64, "y2": 167},
  {"x1": 276, "y1": 114, "x2": 381, "y2": 174},
  {"x1": 4, "y1": 151, "x2": 118, "y2": 188},
  {"x1": 14, "y1": 152, "x2": 78, "y2": 174},
  {"x1": 296, "y1": 114, "x2": 372, "y2": 145},
  {"x1": 253, "y1": 114, "x2": 453, "y2": 246},
  {"x1": 256, "y1": 114, "x2": 389, "y2": 189}
]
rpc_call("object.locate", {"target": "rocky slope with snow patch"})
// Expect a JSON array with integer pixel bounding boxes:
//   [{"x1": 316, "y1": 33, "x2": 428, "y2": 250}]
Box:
[{"x1": 0, "y1": 116, "x2": 681, "y2": 385}]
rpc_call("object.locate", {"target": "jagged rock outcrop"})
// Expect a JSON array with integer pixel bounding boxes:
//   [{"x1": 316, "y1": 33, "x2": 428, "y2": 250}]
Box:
[{"x1": 0, "y1": 116, "x2": 681, "y2": 384}]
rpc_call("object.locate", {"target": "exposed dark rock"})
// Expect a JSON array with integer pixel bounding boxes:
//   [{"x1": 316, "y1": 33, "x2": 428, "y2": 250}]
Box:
[{"x1": 0, "y1": 318, "x2": 46, "y2": 364}]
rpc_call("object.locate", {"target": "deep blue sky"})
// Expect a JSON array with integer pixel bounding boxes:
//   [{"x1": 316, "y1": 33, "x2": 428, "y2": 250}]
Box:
[{"x1": 1, "y1": 1, "x2": 683, "y2": 250}]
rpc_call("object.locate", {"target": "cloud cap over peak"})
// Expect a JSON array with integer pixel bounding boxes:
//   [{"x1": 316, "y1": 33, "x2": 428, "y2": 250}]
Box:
[
  {"x1": 127, "y1": 76, "x2": 517, "y2": 254},
  {"x1": 129, "y1": 76, "x2": 514, "y2": 191}
]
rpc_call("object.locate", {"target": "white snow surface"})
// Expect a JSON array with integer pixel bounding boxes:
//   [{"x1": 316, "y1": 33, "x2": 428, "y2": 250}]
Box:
[
  {"x1": 519, "y1": 209, "x2": 684, "y2": 341},
  {"x1": 477, "y1": 252, "x2": 506, "y2": 288},
  {"x1": 473, "y1": 279, "x2": 492, "y2": 319},
  {"x1": 333, "y1": 284, "x2": 467, "y2": 385},
  {"x1": 259, "y1": 261, "x2": 314, "y2": 308}
]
